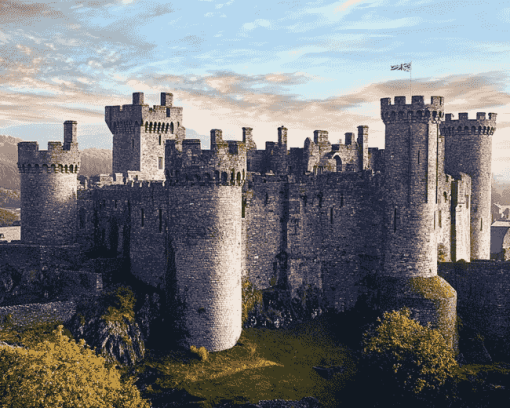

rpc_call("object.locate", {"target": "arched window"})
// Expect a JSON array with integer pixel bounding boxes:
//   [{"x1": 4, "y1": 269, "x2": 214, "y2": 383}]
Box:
[
  {"x1": 334, "y1": 156, "x2": 342, "y2": 172},
  {"x1": 170, "y1": 122, "x2": 174, "y2": 134},
  {"x1": 145, "y1": 122, "x2": 148, "y2": 132},
  {"x1": 237, "y1": 172, "x2": 241, "y2": 184},
  {"x1": 70, "y1": 165, "x2": 74, "y2": 173},
  {"x1": 159, "y1": 135, "x2": 162, "y2": 145},
  {"x1": 221, "y1": 172, "x2": 227, "y2": 184}
]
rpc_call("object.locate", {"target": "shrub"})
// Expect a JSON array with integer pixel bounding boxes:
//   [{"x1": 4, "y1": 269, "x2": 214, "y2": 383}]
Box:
[
  {"x1": 0, "y1": 325, "x2": 150, "y2": 407},
  {"x1": 190, "y1": 345, "x2": 209, "y2": 361},
  {"x1": 361, "y1": 307, "x2": 457, "y2": 398},
  {"x1": 241, "y1": 276, "x2": 263, "y2": 325}
]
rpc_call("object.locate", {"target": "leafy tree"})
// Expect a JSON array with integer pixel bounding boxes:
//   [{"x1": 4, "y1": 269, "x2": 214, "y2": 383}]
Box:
[
  {"x1": 0, "y1": 325, "x2": 150, "y2": 408},
  {"x1": 360, "y1": 307, "x2": 458, "y2": 405}
]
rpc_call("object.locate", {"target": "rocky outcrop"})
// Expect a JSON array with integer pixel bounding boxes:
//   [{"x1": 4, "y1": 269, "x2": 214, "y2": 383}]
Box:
[
  {"x1": 244, "y1": 286, "x2": 324, "y2": 330},
  {"x1": 68, "y1": 313, "x2": 145, "y2": 366}
]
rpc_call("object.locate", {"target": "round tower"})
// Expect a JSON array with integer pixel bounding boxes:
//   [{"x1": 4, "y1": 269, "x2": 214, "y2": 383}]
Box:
[
  {"x1": 441, "y1": 112, "x2": 497, "y2": 259},
  {"x1": 163, "y1": 130, "x2": 246, "y2": 352},
  {"x1": 18, "y1": 121, "x2": 80, "y2": 245},
  {"x1": 381, "y1": 95, "x2": 444, "y2": 278},
  {"x1": 379, "y1": 96, "x2": 457, "y2": 349}
]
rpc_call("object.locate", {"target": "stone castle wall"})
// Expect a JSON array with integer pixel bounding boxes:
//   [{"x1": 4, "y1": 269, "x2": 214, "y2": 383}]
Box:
[
  {"x1": 442, "y1": 112, "x2": 497, "y2": 259},
  {"x1": 439, "y1": 261, "x2": 510, "y2": 338}
]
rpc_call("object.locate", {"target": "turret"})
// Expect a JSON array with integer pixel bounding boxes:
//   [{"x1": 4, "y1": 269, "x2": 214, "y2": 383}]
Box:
[
  {"x1": 17, "y1": 122, "x2": 81, "y2": 245},
  {"x1": 441, "y1": 112, "x2": 497, "y2": 259},
  {"x1": 155, "y1": 132, "x2": 246, "y2": 351},
  {"x1": 379, "y1": 96, "x2": 457, "y2": 349},
  {"x1": 105, "y1": 92, "x2": 185, "y2": 180}
]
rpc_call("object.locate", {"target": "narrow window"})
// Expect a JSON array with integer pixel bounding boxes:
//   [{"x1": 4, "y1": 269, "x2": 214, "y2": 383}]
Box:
[
  {"x1": 394, "y1": 208, "x2": 397, "y2": 232},
  {"x1": 418, "y1": 150, "x2": 420, "y2": 164},
  {"x1": 158, "y1": 157, "x2": 163, "y2": 170},
  {"x1": 340, "y1": 193, "x2": 344, "y2": 208},
  {"x1": 159, "y1": 209, "x2": 162, "y2": 233},
  {"x1": 466, "y1": 195, "x2": 469, "y2": 209},
  {"x1": 439, "y1": 210, "x2": 442, "y2": 228},
  {"x1": 114, "y1": 200, "x2": 117, "y2": 209},
  {"x1": 265, "y1": 192, "x2": 269, "y2": 205},
  {"x1": 170, "y1": 122, "x2": 174, "y2": 134},
  {"x1": 159, "y1": 135, "x2": 162, "y2": 145},
  {"x1": 132, "y1": 139, "x2": 134, "y2": 150},
  {"x1": 242, "y1": 199, "x2": 246, "y2": 219},
  {"x1": 330, "y1": 208, "x2": 334, "y2": 224},
  {"x1": 141, "y1": 209, "x2": 144, "y2": 227}
]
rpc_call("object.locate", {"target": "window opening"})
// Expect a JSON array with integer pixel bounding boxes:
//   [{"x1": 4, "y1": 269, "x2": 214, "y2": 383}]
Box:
[
  {"x1": 159, "y1": 135, "x2": 162, "y2": 145},
  {"x1": 158, "y1": 157, "x2": 163, "y2": 170},
  {"x1": 330, "y1": 208, "x2": 334, "y2": 224}
]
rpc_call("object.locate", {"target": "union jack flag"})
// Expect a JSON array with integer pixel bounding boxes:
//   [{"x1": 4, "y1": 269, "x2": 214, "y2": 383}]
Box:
[{"x1": 391, "y1": 62, "x2": 411, "y2": 72}]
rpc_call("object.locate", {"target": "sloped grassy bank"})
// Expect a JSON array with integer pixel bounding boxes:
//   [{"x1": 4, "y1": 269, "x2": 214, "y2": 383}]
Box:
[{"x1": 134, "y1": 316, "x2": 355, "y2": 408}]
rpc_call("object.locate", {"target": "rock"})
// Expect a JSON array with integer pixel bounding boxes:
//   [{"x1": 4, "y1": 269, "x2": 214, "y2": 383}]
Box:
[
  {"x1": 214, "y1": 397, "x2": 322, "y2": 408},
  {"x1": 68, "y1": 314, "x2": 145, "y2": 365}
]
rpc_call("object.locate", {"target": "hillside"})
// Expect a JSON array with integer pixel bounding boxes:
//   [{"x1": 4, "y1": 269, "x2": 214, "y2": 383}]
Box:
[
  {"x1": 0, "y1": 135, "x2": 112, "y2": 189},
  {"x1": 0, "y1": 135, "x2": 23, "y2": 190}
]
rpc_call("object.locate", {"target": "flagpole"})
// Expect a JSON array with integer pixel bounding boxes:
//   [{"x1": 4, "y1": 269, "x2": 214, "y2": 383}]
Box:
[{"x1": 409, "y1": 61, "x2": 412, "y2": 101}]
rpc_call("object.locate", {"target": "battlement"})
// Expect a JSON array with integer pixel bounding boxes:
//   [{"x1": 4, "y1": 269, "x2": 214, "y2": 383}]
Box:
[
  {"x1": 440, "y1": 112, "x2": 497, "y2": 136},
  {"x1": 381, "y1": 95, "x2": 444, "y2": 124},
  {"x1": 105, "y1": 92, "x2": 184, "y2": 134},
  {"x1": 165, "y1": 129, "x2": 247, "y2": 185},
  {"x1": 18, "y1": 123, "x2": 81, "y2": 173}
]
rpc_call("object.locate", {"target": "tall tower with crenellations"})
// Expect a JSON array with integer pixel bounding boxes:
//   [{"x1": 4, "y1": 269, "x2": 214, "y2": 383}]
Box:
[
  {"x1": 441, "y1": 112, "x2": 497, "y2": 259},
  {"x1": 379, "y1": 96, "x2": 457, "y2": 348},
  {"x1": 17, "y1": 121, "x2": 81, "y2": 245},
  {"x1": 160, "y1": 129, "x2": 246, "y2": 352},
  {"x1": 105, "y1": 92, "x2": 185, "y2": 180}
]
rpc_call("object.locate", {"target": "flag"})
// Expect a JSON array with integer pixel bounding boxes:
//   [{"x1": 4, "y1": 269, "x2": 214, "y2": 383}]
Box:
[{"x1": 391, "y1": 62, "x2": 411, "y2": 72}]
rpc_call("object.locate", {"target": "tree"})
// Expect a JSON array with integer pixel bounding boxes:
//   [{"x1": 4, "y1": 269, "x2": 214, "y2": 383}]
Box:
[
  {"x1": 0, "y1": 325, "x2": 150, "y2": 408},
  {"x1": 360, "y1": 307, "x2": 458, "y2": 405}
]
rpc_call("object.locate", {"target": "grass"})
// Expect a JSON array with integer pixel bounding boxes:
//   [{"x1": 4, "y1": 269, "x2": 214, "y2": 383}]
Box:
[
  {"x1": 140, "y1": 316, "x2": 356, "y2": 408},
  {"x1": 0, "y1": 311, "x2": 356, "y2": 408}
]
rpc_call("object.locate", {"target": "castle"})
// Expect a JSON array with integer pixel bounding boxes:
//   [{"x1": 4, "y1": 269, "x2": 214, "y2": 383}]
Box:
[{"x1": 10, "y1": 92, "x2": 499, "y2": 352}]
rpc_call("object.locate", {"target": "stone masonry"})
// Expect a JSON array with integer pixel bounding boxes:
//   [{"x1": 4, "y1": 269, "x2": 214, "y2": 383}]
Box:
[{"x1": 5, "y1": 92, "x2": 498, "y2": 352}]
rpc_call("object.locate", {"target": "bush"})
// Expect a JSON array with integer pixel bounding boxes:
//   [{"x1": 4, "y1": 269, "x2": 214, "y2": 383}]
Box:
[
  {"x1": 0, "y1": 325, "x2": 150, "y2": 407},
  {"x1": 360, "y1": 307, "x2": 457, "y2": 404},
  {"x1": 241, "y1": 276, "x2": 263, "y2": 325},
  {"x1": 190, "y1": 345, "x2": 209, "y2": 361}
]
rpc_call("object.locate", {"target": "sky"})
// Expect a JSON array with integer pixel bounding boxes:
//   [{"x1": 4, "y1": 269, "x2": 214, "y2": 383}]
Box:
[{"x1": 1, "y1": 0, "x2": 510, "y2": 178}]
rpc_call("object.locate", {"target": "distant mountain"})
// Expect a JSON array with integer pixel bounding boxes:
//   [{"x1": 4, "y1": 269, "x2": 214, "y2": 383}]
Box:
[
  {"x1": 0, "y1": 135, "x2": 112, "y2": 189},
  {"x1": 0, "y1": 135, "x2": 23, "y2": 190},
  {"x1": 79, "y1": 148, "x2": 112, "y2": 177},
  {"x1": 0, "y1": 188, "x2": 20, "y2": 208}
]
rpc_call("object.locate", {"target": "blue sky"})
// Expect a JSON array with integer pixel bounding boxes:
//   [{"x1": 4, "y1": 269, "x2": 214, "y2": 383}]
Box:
[{"x1": 1, "y1": 0, "x2": 510, "y2": 178}]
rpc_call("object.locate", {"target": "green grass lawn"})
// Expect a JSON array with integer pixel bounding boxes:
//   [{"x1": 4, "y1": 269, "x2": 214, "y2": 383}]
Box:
[{"x1": 141, "y1": 317, "x2": 356, "y2": 408}]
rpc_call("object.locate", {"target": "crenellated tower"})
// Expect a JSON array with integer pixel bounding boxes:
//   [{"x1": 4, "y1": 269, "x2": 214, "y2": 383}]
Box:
[
  {"x1": 105, "y1": 92, "x2": 185, "y2": 180},
  {"x1": 17, "y1": 121, "x2": 80, "y2": 245},
  {"x1": 381, "y1": 95, "x2": 444, "y2": 277},
  {"x1": 379, "y1": 96, "x2": 457, "y2": 348},
  {"x1": 161, "y1": 129, "x2": 246, "y2": 352},
  {"x1": 441, "y1": 112, "x2": 497, "y2": 259}
]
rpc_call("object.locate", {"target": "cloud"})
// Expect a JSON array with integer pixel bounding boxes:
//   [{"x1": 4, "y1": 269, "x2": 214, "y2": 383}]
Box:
[{"x1": 334, "y1": 0, "x2": 366, "y2": 13}]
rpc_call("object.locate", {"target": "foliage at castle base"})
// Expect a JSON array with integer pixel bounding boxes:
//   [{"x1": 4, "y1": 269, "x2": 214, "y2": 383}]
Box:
[
  {"x1": 242, "y1": 277, "x2": 324, "y2": 330},
  {"x1": 68, "y1": 286, "x2": 145, "y2": 366},
  {"x1": 359, "y1": 307, "x2": 458, "y2": 407},
  {"x1": 0, "y1": 325, "x2": 150, "y2": 408}
]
